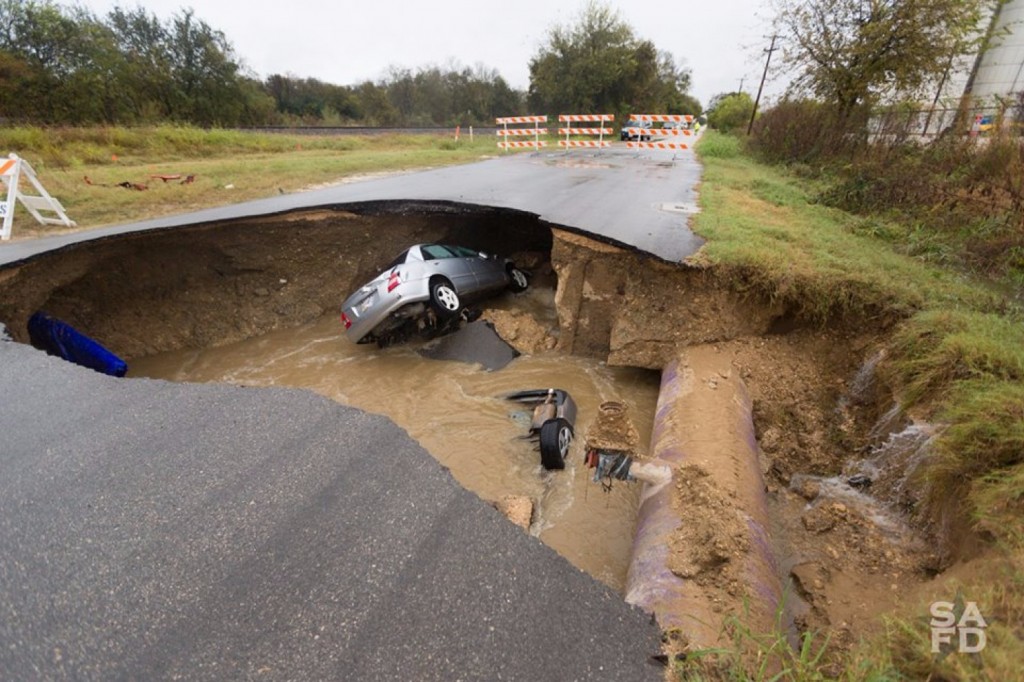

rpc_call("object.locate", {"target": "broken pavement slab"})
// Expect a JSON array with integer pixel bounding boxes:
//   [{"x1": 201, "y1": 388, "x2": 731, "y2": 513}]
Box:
[{"x1": 417, "y1": 319, "x2": 520, "y2": 370}]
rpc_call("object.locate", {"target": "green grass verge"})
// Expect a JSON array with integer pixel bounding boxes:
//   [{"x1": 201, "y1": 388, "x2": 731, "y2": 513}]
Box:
[
  {"x1": 691, "y1": 132, "x2": 1003, "y2": 321},
  {"x1": 693, "y1": 131, "x2": 1024, "y2": 680}
]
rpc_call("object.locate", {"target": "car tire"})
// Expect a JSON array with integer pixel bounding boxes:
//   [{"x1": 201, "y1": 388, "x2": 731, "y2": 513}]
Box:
[
  {"x1": 507, "y1": 267, "x2": 529, "y2": 293},
  {"x1": 539, "y1": 418, "x2": 573, "y2": 470},
  {"x1": 430, "y1": 279, "x2": 461, "y2": 319}
]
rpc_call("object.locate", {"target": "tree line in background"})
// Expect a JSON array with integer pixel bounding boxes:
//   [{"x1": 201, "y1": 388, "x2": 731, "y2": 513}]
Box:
[{"x1": 0, "y1": 0, "x2": 699, "y2": 128}]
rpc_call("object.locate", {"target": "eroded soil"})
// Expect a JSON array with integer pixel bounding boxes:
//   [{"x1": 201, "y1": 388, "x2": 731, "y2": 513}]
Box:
[{"x1": 550, "y1": 231, "x2": 937, "y2": 668}]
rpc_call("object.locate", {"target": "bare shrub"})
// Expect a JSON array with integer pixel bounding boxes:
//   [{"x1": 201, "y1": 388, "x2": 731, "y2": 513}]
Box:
[
  {"x1": 751, "y1": 98, "x2": 1024, "y2": 279},
  {"x1": 749, "y1": 99, "x2": 860, "y2": 164}
]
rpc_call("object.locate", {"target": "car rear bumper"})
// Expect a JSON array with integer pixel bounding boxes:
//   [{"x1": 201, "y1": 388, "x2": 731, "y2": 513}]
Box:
[{"x1": 342, "y1": 279, "x2": 431, "y2": 343}]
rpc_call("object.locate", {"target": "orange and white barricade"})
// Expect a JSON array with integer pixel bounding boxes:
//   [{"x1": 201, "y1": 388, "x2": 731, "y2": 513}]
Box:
[
  {"x1": 496, "y1": 116, "x2": 549, "y2": 151},
  {"x1": 1, "y1": 153, "x2": 76, "y2": 240},
  {"x1": 558, "y1": 114, "x2": 614, "y2": 151},
  {"x1": 623, "y1": 114, "x2": 695, "y2": 151}
]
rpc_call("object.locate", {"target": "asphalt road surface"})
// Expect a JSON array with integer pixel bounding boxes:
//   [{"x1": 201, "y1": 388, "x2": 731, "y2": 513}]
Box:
[
  {"x1": 0, "y1": 146, "x2": 704, "y2": 267},
  {"x1": 0, "y1": 146, "x2": 702, "y2": 679}
]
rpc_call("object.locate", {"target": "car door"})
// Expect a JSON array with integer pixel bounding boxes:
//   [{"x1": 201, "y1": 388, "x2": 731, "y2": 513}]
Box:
[
  {"x1": 452, "y1": 245, "x2": 505, "y2": 291},
  {"x1": 420, "y1": 244, "x2": 476, "y2": 292}
]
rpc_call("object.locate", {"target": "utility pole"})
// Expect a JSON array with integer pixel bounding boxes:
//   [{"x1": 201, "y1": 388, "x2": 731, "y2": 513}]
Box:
[
  {"x1": 747, "y1": 34, "x2": 778, "y2": 135},
  {"x1": 737, "y1": 77, "x2": 746, "y2": 93}
]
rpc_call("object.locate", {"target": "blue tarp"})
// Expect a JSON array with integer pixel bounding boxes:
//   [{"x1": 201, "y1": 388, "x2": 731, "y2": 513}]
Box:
[{"x1": 27, "y1": 312, "x2": 127, "y2": 377}]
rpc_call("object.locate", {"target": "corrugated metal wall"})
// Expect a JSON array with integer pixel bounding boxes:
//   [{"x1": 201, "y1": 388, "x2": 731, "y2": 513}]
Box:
[
  {"x1": 916, "y1": 0, "x2": 1024, "y2": 136},
  {"x1": 968, "y1": 0, "x2": 1024, "y2": 103}
]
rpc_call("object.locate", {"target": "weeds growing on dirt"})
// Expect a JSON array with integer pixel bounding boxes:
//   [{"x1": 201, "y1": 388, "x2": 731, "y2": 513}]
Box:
[
  {"x1": 694, "y1": 129, "x2": 1024, "y2": 680},
  {"x1": 670, "y1": 601, "x2": 836, "y2": 681},
  {"x1": 691, "y1": 132, "x2": 1000, "y2": 322}
]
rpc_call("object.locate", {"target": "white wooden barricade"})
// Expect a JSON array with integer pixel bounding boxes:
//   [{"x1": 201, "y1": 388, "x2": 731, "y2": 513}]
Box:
[
  {"x1": 558, "y1": 114, "x2": 614, "y2": 151},
  {"x1": 1, "y1": 153, "x2": 76, "y2": 241},
  {"x1": 496, "y1": 116, "x2": 549, "y2": 152},
  {"x1": 623, "y1": 114, "x2": 696, "y2": 151}
]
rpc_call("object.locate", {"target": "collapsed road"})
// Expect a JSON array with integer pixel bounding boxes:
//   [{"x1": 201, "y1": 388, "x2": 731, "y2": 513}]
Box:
[
  {"x1": 0, "y1": 146, "x2": 703, "y2": 679},
  {"x1": 1, "y1": 141, "x2": 940, "y2": 675}
]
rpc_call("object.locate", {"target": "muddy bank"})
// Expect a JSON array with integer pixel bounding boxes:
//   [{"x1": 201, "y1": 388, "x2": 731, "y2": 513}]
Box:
[
  {"x1": 551, "y1": 229, "x2": 784, "y2": 369},
  {"x1": 549, "y1": 230, "x2": 938, "y2": 665}
]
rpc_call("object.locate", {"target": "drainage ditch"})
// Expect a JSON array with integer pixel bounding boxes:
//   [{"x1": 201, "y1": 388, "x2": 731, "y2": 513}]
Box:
[{"x1": 0, "y1": 202, "x2": 944, "y2": 662}]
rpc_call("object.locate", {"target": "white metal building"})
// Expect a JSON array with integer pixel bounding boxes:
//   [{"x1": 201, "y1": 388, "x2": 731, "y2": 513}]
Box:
[
  {"x1": 965, "y1": 0, "x2": 1024, "y2": 106},
  {"x1": 919, "y1": 0, "x2": 1024, "y2": 135}
]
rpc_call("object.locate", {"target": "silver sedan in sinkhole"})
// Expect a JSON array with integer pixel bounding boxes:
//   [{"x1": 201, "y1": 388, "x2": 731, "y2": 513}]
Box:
[{"x1": 340, "y1": 243, "x2": 529, "y2": 347}]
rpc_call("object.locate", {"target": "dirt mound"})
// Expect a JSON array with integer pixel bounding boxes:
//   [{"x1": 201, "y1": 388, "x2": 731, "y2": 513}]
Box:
[
  {"x1": 480, "y1": 309, "x2": 556, "y2": 354},
  {"x1": 668, "y1": 464, "x2": 750, "y2": 593}
]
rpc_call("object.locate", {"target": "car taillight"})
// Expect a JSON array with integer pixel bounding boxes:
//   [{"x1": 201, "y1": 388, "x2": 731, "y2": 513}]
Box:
[
  {"x1": 340, "y1": 311, "x2": 352, "y2": 329},
  {"x1": 386, "y1": 270, "x2": 401, "y2": 292}
]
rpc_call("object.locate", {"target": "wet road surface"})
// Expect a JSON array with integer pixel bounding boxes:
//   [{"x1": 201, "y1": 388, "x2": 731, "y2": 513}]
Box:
[{"x1": 0, "y1": 146, "x2": 704, "y2": 267}]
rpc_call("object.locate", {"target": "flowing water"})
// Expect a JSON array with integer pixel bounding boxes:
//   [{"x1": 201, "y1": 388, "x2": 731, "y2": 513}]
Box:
[{"x1": 130, "y1": 290, "x2": 660, "y2": 592}]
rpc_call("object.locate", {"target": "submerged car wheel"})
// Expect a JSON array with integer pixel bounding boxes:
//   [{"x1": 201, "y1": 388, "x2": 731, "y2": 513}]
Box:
[
  {"x1": 508, "y1": 267, "x2": 529, "y2": 293},
  {"x1": 539, "y1": 418, "x2": 573, "y2": 470},
  {"x1": 430, "y1": 280, "x2": 461, "y2": 318}
]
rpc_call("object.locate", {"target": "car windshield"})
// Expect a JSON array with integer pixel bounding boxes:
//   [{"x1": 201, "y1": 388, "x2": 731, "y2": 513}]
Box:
[{"x1": 448, "y1": 245, "x2": 480, "y2": 258}]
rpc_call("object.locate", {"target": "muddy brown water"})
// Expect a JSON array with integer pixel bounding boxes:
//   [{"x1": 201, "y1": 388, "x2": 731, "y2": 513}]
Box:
[{"x1": 130, "y1": 286, "x2": 661, "y2": 592}]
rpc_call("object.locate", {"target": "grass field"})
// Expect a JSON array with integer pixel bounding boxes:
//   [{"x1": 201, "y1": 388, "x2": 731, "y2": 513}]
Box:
[{"x1": 0, "y1": 126, "x2": 498, "y2": 236}]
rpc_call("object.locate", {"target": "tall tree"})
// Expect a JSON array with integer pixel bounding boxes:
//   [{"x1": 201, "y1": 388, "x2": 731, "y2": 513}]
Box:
[
  {"x1": 771, "y1": 0, "x2": 987, "y2": 118},
  {"x1": 527, "y1": 1, "x2": 695, "y2": 116},
  {"x1": 0, "y1": 0, "x2": 92, "y2": 121},
  {"x1": 707, "y1": 92, "x2": 754, "y2": 130},
  {"x1": 165, "y1": 9, "x2": 244, "y2": 125},
  {"x1": 105, "y1": 6, "x2": 176, "y2": 121}
]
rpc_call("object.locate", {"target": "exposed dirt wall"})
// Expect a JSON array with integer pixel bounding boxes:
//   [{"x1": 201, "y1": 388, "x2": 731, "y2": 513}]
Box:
[
  {"x1": 550, "y1": 229, "x2": 785, "y2": 369},
  {"x1": 0, "y1": 203, "x2": 552, "y2": 358}
]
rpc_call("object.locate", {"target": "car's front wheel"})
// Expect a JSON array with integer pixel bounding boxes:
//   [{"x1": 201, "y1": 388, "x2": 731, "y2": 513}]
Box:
[
  {"x1": 507, "y1": 267, "x2": 529, "y2": 293},
  {"x1": 430, "y1": 280, "x2": 461, "y2": 318},
  {"x1": 539, "y1": 418, "x2": 573, "y2": 470}
]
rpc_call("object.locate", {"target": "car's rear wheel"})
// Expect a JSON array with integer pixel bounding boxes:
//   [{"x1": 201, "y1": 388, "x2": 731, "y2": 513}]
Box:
[
  {"x1": 539, "y1": 418, "x2": 573, "y2": 470},
  {"x1": 430, "y1": 279, "x2": 461, "y2": 318},
  {"x1": 507, "y1": 267, "x2": 528, "y2": 293}
]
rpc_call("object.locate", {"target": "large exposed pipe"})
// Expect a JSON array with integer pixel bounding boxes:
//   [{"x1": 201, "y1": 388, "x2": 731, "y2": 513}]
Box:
[{"x1": 625, "y1": 346, "x2": 783, "y2": 648}]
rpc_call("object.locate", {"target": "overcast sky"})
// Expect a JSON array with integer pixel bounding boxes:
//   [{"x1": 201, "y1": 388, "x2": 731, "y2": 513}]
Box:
[{"x1": 76, "y1": 0, "x2": 784, "y2": 107}]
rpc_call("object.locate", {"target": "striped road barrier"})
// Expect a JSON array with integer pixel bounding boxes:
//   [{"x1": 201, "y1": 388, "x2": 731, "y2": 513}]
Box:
[
  {"x1": 500, "y1": 141, "x2": 550, "y2": 149},
  {"x1": 626, "y1": 141, "x2": 689, "y2": 150},
  {"x1": 629, "y1": 114, "x2": 695, "y2": 123},
  {"x1": 558, "y1": 114, "x2": 613, "y2": 151},
  {"x1": 496, "y1": 115, "x2": 548, "y2": 151},
  {"x1": 1, "y1": 153, "x2": 76, "y2": 240}
]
